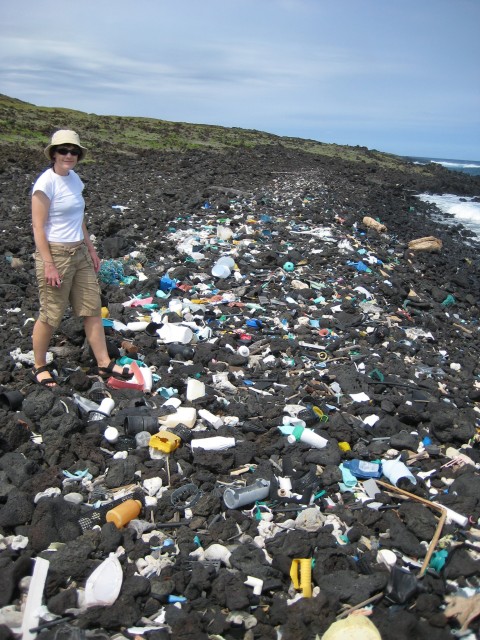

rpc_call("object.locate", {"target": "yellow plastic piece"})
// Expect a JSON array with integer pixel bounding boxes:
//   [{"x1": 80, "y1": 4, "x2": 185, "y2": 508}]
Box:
[
  {"x1": 149, "y1": 431, "x2": 181, "y2": 453},
  {"x1": 101, "y1": 307, "x2": 109, "y2": 318},
  {"x1": 290, "y1": 558, "x2": 312, "y2": 598},
  {"x1": 338, "y1": 441, "x2": 351, "y2": 452}
]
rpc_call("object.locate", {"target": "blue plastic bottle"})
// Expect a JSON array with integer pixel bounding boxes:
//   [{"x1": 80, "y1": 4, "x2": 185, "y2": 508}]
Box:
[{"x1": 343, "y1": 459, "x2": 382, "y2": 479}]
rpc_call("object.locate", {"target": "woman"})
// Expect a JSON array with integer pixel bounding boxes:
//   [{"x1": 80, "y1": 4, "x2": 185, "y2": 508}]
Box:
[{"x1": 31, "y1": 129, "x2": 131, "y2": 386}]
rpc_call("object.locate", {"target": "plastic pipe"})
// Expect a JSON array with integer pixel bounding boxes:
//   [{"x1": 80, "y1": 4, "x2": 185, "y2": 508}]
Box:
[
  {"x1": 290, "y1": 558, "x2": 312, "y2": 598},
  {"x1": 223, "y1": 478, "x2": 270, "y2": 509},
  {"x1": 244, "y1": 576, "x2": 263, "y2": 596},
  {"x1": 287, "y1": 425, "x2": 328, "y2": 449}
]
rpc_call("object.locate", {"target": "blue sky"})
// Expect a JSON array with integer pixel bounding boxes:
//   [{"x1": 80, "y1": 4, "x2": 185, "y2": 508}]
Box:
[{"x1": 1, "y1": 0, "x2": 479, "y2": 159}]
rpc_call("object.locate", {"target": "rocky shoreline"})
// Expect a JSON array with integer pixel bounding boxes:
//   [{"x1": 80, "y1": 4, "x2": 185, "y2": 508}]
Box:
[{"x1": 0, "y1": 144, "x2": 480, "y2": 639}]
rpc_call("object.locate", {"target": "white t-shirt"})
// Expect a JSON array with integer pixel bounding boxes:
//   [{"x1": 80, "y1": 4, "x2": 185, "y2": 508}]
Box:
[{"x1": 32, "y1": 168, "x2": 85, "y2": 242}]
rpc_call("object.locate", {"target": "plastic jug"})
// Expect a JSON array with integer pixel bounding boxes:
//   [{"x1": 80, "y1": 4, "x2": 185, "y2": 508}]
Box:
[{"x1": 158, "y1": 406, "x2": 197, "y2": 429}]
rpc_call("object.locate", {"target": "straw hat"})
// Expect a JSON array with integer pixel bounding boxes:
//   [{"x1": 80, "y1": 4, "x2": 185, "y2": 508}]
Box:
[{"x1": 44, "y1": 129, "x2": 87, "y2": 160}]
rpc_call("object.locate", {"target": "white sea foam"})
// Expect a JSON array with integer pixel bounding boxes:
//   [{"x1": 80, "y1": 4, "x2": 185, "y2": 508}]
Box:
[{"x1": 417, "y1": 193, "x2": 480, "y2": 237}]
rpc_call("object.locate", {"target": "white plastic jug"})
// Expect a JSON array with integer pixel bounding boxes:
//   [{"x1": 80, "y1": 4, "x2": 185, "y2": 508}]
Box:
[{"x1": 158, "y1": 406, "x2": 197, "y2": 429}]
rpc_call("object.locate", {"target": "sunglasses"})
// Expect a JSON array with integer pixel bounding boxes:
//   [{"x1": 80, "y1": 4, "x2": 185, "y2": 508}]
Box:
[{"x1": 55, "y1": 147, "x2": 81, "y2": 156}]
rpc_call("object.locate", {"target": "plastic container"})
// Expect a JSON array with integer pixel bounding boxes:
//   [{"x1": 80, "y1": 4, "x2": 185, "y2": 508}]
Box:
[
  {"x1": 158, "y1": 324, "x2": 194, "y2": 344},
  {"x1": 190, "y1": 436, "x2": 235, "y2": 452},
  {"x1": 237, "y1": 345, "x2": 250, "y2": 357},
  {"x1": 158, "y1": 406, "x2": 197, "y2": 429},
  {"x1": 290, "y1": 558, "x2": 312, "y2": 598},
  {"x1": 186, "y1": 378, "x2": 206, "y2": 401},
  {"x1": 287, "y1": 425, "x2": 328, "y2": 449},
  {"x1": 223, "y1": 478, "x2": 270, "y2": 509},
  {"x1": 149, "y1": 431, "x2": 181, "y2": 453},
  {"x1": 106, "y1": 499, "x2": 142, "y2": 528}
]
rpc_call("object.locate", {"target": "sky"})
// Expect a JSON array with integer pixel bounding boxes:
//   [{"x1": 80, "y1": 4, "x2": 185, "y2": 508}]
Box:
[{"x1": 1, "y1": 0, "x2": 479, "y2": 159}]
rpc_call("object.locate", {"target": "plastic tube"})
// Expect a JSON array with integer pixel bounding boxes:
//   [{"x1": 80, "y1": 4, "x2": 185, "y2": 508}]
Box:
[
  {"x1": 287, "y1": 425, "x2": 328, "y2": 449},
  {"x1": 223, "y1": 478, "x2": 270, "y2": 509},
  {"x1": 290, "y1": 558, "x2": 312, "y2": 598}
]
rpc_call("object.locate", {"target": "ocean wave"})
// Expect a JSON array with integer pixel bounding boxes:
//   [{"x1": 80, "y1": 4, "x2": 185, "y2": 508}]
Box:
[{"x1": 432, "y1": 160, "x2": 480, "y2": 169}]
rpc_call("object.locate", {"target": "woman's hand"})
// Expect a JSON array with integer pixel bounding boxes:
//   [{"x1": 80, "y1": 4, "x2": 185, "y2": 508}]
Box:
[
  {"x1": 88, "y1": 246, "x2": 101, "y2": 272},
  {"x1": 44, "y1": 261, "x2": 63, "y2": 288}
]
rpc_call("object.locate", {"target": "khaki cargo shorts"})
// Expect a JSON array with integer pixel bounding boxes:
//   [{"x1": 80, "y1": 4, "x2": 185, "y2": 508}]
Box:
[{"x1": 35, "y1": 242, "x2": 101, "y2": 328}]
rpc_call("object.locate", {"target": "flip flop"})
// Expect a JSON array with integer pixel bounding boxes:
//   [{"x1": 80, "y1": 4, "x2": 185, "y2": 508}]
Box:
[
  {"x1": 31, "y1": 365, "x2": 58, "y2": 387},
  {"x1": 92, "y1": 360, "x2": 134, "y2": 381}
]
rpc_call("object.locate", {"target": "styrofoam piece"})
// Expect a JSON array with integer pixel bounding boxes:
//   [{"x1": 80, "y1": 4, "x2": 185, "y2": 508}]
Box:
[
  {"x1": 85, "y1": 553, "x2": 123, "y2": 607},
  {"x1": 21, "y1": 557, "x2": 50, "y2": 640}
]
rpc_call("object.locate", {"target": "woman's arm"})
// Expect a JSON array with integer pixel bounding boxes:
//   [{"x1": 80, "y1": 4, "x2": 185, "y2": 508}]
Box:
[{"x1": 32, "y1": 191, "x2": 62, "y2": 287}]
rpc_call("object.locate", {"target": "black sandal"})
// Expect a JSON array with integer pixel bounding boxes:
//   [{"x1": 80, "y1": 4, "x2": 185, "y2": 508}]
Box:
[
  {"x1": 93, "y1": 360, "x2": 133, "y2": 381},
  {"x1": 31, "y1": 365, "x2": 58, "y2": 387}
]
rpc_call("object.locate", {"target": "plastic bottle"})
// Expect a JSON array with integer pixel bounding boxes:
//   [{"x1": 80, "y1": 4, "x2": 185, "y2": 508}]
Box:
[
  {"x1": 88, "y1": 397, "x2": 115, "y2": 422},
  {"x1": 381, "y1": 457, "x2": 417, "y2": 486},
  {"x1": 223, "y1": 478, "x2": 270, "y2": 509},
  {"x1": 106, "y1": 499, "x2": 142, "y2": 528},
  {"x1": 73, "y1": 393, "x2": 100, "y2": 416},
  {"x1": 343, "y1": 459, "x2": 382, "y2": 479},
  {"x1": 198, "y1": 409, "x2": 224, "y2": 429},
  {"x1": 287, "y1": 425, "x2": 328, "y2": 449},
  {"x1": 190, "y1": 436, "x2": 235, "y2": 451}
]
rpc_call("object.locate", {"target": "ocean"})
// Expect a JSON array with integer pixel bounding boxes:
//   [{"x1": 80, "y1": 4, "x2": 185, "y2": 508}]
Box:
[{"x1": 404, "y1": 156, "x2": 480, "y2": 239}]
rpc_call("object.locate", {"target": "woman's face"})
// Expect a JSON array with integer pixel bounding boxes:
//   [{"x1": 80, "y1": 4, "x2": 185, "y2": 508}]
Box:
[{"x1": 52, "y1": 145, "x2": 81, "y2": 175}]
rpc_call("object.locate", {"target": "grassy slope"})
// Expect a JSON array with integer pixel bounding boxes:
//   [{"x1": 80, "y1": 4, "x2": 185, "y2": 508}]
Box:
[{"x1": 0, "y1": 93, "x2": 424, "y2": 173}]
